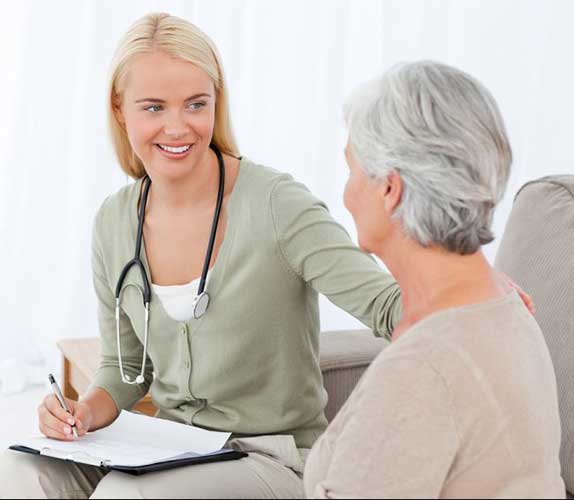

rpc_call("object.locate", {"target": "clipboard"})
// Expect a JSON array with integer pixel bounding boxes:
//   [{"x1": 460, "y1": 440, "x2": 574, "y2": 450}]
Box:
[
  {"x1": 9, "y1": 445, "x2": 247, "y2": 476},
  {"x1": 9, "y1": 410, "x2": 247, "y2": 476}
]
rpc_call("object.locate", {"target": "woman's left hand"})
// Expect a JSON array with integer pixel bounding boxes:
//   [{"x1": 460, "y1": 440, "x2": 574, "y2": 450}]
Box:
[{"x1": 500, "y1": 272, "x2": 536, "y2": 315}]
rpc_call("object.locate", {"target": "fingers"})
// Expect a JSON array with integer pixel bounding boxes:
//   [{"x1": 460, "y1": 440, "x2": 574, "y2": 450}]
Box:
[
  {"x1": 72, "y1": 405, "x2": 90, "y2": 436},
  {"x1": 514, "y1": 286, "x2": 536, "y2": 314},
  {"x1": 38, "y1": 404, "x2": 76, "y2": 441},
  {"x1": 70, "y1": 413, "x2": 88, "y2": 437},
  {"x1": 500, "y1": 272, "x2": 536, "y2": 315},
  {"x1": 525, "y1": 295, "x2": 536, "y2": 314},
  {"x1": 44, "y1": 394, "x2": 76, "y2": 426},
  {"x1": 38, "y1": 395, "x2": 79, "y2": 441}
]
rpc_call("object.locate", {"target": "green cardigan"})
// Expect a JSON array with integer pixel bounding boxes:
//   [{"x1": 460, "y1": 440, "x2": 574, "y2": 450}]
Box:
[{"x1": 90, "y1": 157, "x2": 402, "y2": 449}]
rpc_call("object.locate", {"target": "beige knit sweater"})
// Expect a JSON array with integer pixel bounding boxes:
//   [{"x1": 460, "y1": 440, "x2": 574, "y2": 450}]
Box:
[{"x1": 305, "y1": 291, "x2": 565, "y2": 499}]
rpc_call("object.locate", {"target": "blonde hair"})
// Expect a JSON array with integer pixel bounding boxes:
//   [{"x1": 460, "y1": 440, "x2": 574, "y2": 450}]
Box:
[{"x1": 108, "y1": 12, "x2": 239, "y2": 179}]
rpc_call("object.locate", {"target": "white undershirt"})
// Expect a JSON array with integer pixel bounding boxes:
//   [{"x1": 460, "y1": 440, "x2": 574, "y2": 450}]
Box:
[{"x1": 151, "y1": 274, "x2": 209, "y2": 322}]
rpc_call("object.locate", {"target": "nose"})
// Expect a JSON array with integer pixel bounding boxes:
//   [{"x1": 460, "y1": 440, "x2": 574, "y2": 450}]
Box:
[
  {"x1": 164, "y1": 127, "x2": 187, "y2": 139},
  {"x1": 163, "y1": 111, "x2": 190, "y2": 139}
]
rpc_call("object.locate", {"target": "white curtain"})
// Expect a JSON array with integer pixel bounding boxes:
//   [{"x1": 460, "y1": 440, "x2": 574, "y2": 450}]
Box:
[{"x1": 1, "y1": 0, "x2": 573, "y2": 393}]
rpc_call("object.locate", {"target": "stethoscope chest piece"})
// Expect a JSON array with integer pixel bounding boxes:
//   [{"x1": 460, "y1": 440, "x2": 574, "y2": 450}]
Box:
[{"x1": 193, "y1": 292, "x2": 210, "y2": 319}]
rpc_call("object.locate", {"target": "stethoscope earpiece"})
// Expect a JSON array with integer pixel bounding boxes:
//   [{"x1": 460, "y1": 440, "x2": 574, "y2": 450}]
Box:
[{"x1": 120, "y1": 373, "x2": 145, "y2": 385}]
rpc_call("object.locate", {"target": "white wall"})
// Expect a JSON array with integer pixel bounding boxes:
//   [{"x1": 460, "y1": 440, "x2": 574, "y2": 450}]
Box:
[{"x1": 1, "y1": 0, "x2": 573, "y2": 389}]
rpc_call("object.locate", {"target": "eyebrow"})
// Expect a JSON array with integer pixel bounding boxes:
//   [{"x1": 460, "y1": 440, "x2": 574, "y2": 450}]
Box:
[{"x1": 134, "y1": 93, "x2": 212, "y2": 104}]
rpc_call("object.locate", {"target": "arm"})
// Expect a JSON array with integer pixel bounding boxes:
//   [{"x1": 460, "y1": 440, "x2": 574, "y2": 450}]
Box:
[
  {"x1": 310, "y1": 356, "x2": 458, "y2": 499},
  {"x1": 87, "y1": 204, "x2": 154, "y2": 424},
  {"x1": 78, "y1": 387, "x2": 118, "y2": 432},
  {"x1": 270, "y1": 176, "x2": 402, "y2": 339},
  {"x1": 37, "y1": 206, "x2": 153, "y2": 439}
]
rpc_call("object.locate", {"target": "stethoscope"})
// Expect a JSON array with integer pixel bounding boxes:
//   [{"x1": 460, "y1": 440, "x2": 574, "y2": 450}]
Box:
[{"x1": 114, "y1": 143, "x2": 226, "y2": 385}]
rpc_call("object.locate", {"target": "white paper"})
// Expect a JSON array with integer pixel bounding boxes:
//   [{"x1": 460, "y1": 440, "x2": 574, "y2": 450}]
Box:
[{"x1": 13, "y1": 410, "x2": 231, "y2": 467}]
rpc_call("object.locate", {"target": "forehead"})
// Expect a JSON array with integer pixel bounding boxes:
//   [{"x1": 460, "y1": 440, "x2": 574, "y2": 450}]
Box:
[{"x1": 123, "y1": 50, "x2": 215, "y2": 99}]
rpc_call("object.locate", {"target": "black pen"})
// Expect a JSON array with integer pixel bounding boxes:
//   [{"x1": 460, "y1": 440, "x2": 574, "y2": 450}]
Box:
[{"x1": 48, "y1": 374, "x2": 79, "y2": 439}]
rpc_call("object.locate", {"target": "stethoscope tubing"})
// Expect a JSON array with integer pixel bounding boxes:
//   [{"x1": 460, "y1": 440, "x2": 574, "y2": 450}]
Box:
[
  {"x1": 198, "y1": 145, "x2": 225, "y2": 295},
  {"x1": 115, "y1": 143, "x2": 225, "y2": 303},
  {"x1": 113, "y1": 143, "x2": 226, "y2": 384}
]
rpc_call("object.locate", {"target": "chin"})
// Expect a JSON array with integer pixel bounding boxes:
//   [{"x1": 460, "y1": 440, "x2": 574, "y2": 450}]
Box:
[{"x1": 152, "y1": 156, "x2": 199, "y2": 181}]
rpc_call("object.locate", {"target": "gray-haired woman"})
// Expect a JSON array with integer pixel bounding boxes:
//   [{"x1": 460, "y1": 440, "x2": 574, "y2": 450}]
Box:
[{"x1": 304, "y1": 61, "x2": 565, "y2": 499}]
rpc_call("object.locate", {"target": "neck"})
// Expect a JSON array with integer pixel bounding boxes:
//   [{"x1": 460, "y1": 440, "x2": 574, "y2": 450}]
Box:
[
  {"x1": 373, "y1": 229, "x2": 508, "y2": 337},
  {"x1": 147, "y1": 148, "x2": 219, "y2": 213}
]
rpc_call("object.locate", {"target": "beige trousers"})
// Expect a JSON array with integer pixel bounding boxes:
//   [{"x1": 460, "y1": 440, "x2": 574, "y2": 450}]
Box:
[{"x1": 0, "y1": 436, "x2": 306, "y2": 499}]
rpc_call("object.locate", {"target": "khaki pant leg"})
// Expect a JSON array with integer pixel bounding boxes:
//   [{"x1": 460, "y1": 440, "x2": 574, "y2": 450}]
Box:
[
  {"x1": 90, "y1": 452, "x2": 304, "y2": 499},
  {"x1": 0, "y1": 449, "x2": 107, "y2": 499}
]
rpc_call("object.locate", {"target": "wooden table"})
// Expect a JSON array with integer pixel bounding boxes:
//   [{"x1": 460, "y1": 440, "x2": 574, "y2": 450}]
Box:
[{"x1": 57, "y1": 338, "x2": 157, "y2": 416}]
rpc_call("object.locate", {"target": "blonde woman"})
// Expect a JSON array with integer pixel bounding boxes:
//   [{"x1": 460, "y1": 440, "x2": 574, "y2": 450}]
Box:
[
  {"x1": 0, "y1": 15, "x2": 533, "y2": 499},
  {"x1": 0, "y1": 13, "x2": 402, "y2": 499},
  {"x1": 304, "y1": 62, "x2": 565, "y2": 498}
]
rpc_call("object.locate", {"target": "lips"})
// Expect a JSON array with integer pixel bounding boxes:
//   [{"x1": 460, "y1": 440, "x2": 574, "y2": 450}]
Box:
[
  {"x1": 154, "y1": 143, "x2": 194, "y2": 160},
  {"x1": 157, "y1": 144, "x2": 191, "y2": 154}
]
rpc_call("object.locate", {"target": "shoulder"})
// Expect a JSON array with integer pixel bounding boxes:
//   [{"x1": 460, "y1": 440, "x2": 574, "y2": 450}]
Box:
[
  {"x1": 93, "y1": 179, "x2": 141, "y2": 239},
  {"x1": 238, "y1": 157, "x2": 330, "y2": 227},
  {"x1": 379, "y1": 294, "x2": 539, "y2": 392},
  {"x1": 341, "y1": 346, "x2": 454, "y2": 438},
  {"x1": 368, "y1": 342, "x2": 447, "y2": 389},
  {"x1": 366, "y1": 317, "x2": 458, "y2": 391},
  {"x1": 240, "y1": 157, "x2": 323, "y2": 204},
  {"x1": 239, "y1": 157, "x2": 292, "y2": 194}
]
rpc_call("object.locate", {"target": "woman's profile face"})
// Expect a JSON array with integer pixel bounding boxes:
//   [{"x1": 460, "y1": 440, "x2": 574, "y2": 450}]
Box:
[
  {"x1": 343, "y1": 140, "x2": 389, "y2": 254},
  {"x1": 117, "y1": 50, "x2": 216, "y2": 182}
]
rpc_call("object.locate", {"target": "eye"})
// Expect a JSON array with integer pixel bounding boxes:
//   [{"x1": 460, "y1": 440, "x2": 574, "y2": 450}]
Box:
[
  {"x1": 144, "y1": 104, "x2": 162, "y2": 113},
  {"x1": 187, "y1": 101, "x2": 206, "y2": 111}
]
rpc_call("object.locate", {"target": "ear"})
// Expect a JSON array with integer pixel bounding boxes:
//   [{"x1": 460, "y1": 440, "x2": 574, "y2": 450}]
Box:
[
  {"x1": 381, "y1": 171, "x2": 403, "y2": 214},
  {"x1": 112, "y1": 94, "x2": 125, "y2": 125}
]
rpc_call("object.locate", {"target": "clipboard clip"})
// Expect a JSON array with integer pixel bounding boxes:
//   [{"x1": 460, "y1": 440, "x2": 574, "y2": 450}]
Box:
[{"x1": 40, "y1": 447, "x2": 110, "y2": 468}]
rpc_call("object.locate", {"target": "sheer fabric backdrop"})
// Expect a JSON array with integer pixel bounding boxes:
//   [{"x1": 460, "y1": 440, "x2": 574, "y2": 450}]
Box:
[{"x1": 1, "y1": 0, "x2": 573, "y2": 392}]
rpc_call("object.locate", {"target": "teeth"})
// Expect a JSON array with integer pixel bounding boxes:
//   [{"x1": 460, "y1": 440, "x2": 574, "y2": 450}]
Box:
[{"x1": 158, "y1": 144, "x2": 191, "y2": 154}]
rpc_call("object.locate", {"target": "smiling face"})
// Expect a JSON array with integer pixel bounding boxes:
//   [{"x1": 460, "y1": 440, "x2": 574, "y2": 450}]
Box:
[{"x1": 115, "y1": 50, "x2": 216, "y2": 182}]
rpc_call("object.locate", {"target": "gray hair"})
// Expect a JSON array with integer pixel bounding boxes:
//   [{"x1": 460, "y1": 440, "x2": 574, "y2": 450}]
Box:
[{"x1": 344, "y1": 61, "x2": 512, "y2": 255}]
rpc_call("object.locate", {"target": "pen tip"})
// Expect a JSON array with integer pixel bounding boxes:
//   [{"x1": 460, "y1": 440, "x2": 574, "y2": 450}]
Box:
[{"x1": 48, "y1": 374, "x2": 55, "y2": 384}]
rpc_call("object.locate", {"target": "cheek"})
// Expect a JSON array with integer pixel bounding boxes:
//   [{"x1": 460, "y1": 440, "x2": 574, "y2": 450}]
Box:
[
  {"x1": 344, "y1": 174, "x2": 371, "y2": 229},
  {"x1": 193, "y1": 108, "x2": 216, "y2": 139},
  {"x1": 343, "y1": 175, "x2": 359, "y2": 214},
  {"x1": 344, "y1": 177, "x2": 384, "y2": 251},
  {"x1": 125, "y1": 115, "x2": 158, "y2": 151}
]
